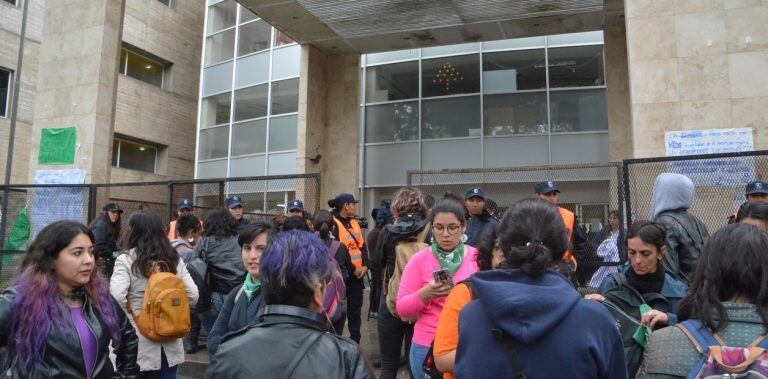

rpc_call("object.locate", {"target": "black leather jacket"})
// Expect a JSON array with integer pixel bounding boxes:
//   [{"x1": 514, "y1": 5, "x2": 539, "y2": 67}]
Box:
[
  {"x1": 655, "y1": 209, "x2": 709, "y2": 282},
  {"x1": 0, "y1": 287, "x2": 139, "y2": 378},
  {"x1": 90, "y1": 218, "x2": 118, "y2": 260},
  {"x1": 194, "y1": 235, "x2": 247, "y2": 294},
  {"x1": 206, "y1": 305, "x2": 374, "y2": 379}
]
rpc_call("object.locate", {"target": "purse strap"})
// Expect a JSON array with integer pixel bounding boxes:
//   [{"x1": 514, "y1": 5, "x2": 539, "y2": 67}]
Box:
[{"x1": 284, "y1": 332, "x2": 324, "y2": 378}]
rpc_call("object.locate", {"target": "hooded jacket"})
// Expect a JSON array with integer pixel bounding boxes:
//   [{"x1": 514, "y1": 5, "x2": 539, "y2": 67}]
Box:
[
  {"x1": 454, "y1": 269, "x2": 627, "y2": 379},
  {"x1": 370, "y1": 215, "x2": 429, "y2": 297},
  {"x1": 650, "y1": 173, "x2": 709, "y2": 281},
  {"x1": 193, "y1": 235, "x2": 247, "y2": 294}
]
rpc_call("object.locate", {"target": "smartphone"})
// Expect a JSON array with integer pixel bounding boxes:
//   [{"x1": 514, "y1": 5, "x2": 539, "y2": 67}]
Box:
[{"x1": 432, "y1": 268, "x2": 453, "y2": 287}]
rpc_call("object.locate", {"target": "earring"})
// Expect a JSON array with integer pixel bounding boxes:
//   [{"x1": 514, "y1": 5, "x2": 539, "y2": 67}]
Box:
[
  {"x1": 461, "y1": 234, "x2": 468, "y2": 243},
  {"x1": 430, "y1": 236, "x2": 435, "y2": 244}
]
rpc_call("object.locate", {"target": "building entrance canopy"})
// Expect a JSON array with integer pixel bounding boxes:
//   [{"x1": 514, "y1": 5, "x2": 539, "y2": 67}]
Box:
[{"x1": 238, "y1": 0, "x2": 623, "y2": 54}]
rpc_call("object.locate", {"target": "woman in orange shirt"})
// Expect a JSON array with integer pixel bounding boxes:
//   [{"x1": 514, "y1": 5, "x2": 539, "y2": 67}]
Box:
[{"x1": 433, "y1": 226, "x2": 503, "y2": 378}]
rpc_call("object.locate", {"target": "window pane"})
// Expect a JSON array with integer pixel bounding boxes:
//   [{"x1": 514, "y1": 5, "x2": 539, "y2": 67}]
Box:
[
  {"x1": 365, "y1": 49, "x2": 418, "y2": 65},
  {"x1": 422, "y1": 96, "x2": 480, "y2": 139},
  {"x1": 198, "y1": 126, "x2": 230, "y2": 160},
  {"x1": 111, "y1": 139, "x2": 119, "y2": 166},
  {"x1": 482, "y1": 49, "x2": 545, "y2": 92},
  {"x1": 117, "y1": 139, "x2": 156, "y2": 173},
  {"x1": 272, "y1": 45, "x2": 300, "y2": 80},
  {"x1": 197, "y1": 159, "x2": 227, "y2": 179},
  {"x1": 422, "y1": 54, "x2": 480, "y2": 97},
  {"x1": 239, "y1": 5, "x2": 258, "y2": 23},
  {"x1": 268, "y1": 152, "x2": 296, "y2": 175},
  {"x1": 201, "y1": 92, "x2": 231, "y2": 127},
  {"x1": 365, "y1": 101, "x2": 418, "y2": 143},
  {"x1": 205, "y1": 29, "x2": 235, "y2": 66},
  {"x1": 119, "y1": 50, "x2": 127, "y2": 74},
  {"x1": 0, "y1": 69, "x2": 9, "y2": 118},
  {"x1": 422, "y1": 42, "x2": 479, "y2": 58},
  {"x1": 202, "y1": 61, "x2": 233, "y2": 96},
  {"x1": 274, "y1": 29, "x2": 294, "y2": 47},
  {"x1": 232, "y1": 119, "x2": 266, "y2": 156},
  {"x1": 125, "y1": 51, "x2": 163, "y2": 87},
  {"x1": 270, "y1": 78, "x2": 299, "y2": 115},
  {"x1": 547, "y1": 31, "x2": 603, "y2": 47},
  {"x1": 269, "y1": 114, "x2": 297, "y2": 151},
  {"x1": 234, "y1": 84, "x2": 268, "y2": 121},
  {"x1": 548, "y1": 45, "x2": 605, "y2": 88},
  {"x1": 157, "y1": 0, "x2": 171, "y2": 6},
  {"x1": 235, "y1": 52, "x2": 270, "y2": 88},
  {"x1": 207, "y1": 0, "x2": 237, "y2": 34},
  {"x1": 238, "y1": 19, "x2": 271, "y2": 56},
  {"x1": 230, "y1": 155, "x2": 265, "y2": 177},
  {"x1": 549, "y1": 89, "x2": 607, "y2": 132},
  {"x1": 365, "y1": 61, "x2": 418, "y2": 102},
  {"x1": 484, "y1": 92, "x2": 548, "y2": 135}
]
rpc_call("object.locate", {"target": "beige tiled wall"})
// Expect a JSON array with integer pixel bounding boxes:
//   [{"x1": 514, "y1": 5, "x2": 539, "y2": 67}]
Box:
[{"x1": 625, "y1": 0, "x2": 768, "y2": 157}]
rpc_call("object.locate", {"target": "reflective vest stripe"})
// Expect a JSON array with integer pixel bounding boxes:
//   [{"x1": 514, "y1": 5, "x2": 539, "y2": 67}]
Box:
[
  {"x1": 334, "y1": 217, "x2": 365, "y2": 268},
  {"x1": 558, "y1": 207, "x2": 578, "y2": 270}
]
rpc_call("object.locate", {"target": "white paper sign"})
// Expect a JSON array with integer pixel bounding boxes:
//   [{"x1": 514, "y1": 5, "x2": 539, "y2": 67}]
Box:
[
  {"x1": 665, "y1": 128, "x2": 754, "y2": 186},
  {"x1": 31, "y1": 169, "x2": 87, "y2": 237}
]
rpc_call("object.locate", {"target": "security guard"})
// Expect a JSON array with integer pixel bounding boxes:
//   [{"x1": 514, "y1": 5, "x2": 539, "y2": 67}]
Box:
[
  {"x1": 167, "y1": 198, "x2": 201, "y2": 240},
  {"x1": 535, "y1": 181, "x2": 587, "y2": 274},
  {"x1": 329, "y1": 192, "x2": 369, "y2": 344},
  {"x1": 226, "y1": 195, "x2": 250, "y2": 230},
  {"x1": 728, "y1": 180, "x2": 768, "y2": 224},
  {"x1": 464, "y1": 187, "x2": 498, "y2": 247}
]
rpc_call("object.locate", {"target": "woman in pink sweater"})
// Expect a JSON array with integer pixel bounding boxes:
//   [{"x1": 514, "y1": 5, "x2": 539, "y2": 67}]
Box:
[{"x1": 397, "y1": 196, "x2": 479, "y2": 378}]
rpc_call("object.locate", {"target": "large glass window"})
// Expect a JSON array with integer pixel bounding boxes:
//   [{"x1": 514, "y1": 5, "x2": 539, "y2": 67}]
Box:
[
  {"x1": 238, "y1": 20, "x2": 271, "y2": 57},
  {"x1": 482, "y1": 49, "x2": 546, "y2": 92},
  {"x1": 365, "y1": 61, "x2": 419, "y2": 102},
  {"x1": 112, "y1": 138, "x2": 158, "y2": 173},
  {"x1": 207, "y1": 0, "x2": 237, "y2": 35},
  {"x1": 548, "y1": 45, "x2": 605, "y2": 88},
  {"x1": 270, "y1": 78, "x2": 299, "y2": 115},
  {"x1": 239, "y1": 5, "x2": 258, "y2": 23},
  {"x1": 233, "y1": 84, "x2": 268, "y2": 121},
  {"x1": 205, "y1": 29, "x2": 236, "y2": 66},
  {"x1": 201, "y1": 92, "x2": 231, "y2": 127},
  {"x1": 274, "y1": 30, "x2": 294, "y2": 47},
  {"x1": 0, "y1": 68, "x2": 9, "y2": 118},
  {"x1": 198, "y1": 126, "x2": 230, "y2": 160},
  {"x1": 235, "y1": 51, "x2": 269, "y2": 87},
  {"x1": 120, "y1": 48, "x2": 165, "y2": 87},
  {"x1": 365, "y1": 101, "x2": 418, "y2": 143},
  {"x1": 484, "y1": 92, "x2": 548, "y2": 135},
  {"x1": 422, "y1": 96, "x2": 481, "y2": 139},
  {"x1": 231, "y1": 119, "x2": 266, "y2": 156},
  {"x1": 422, "y1": 54, "x2": 480, "y2": 98},
  {"x1": 549, "y1": 89, "x2": 607, "y2": 132},
  {"x1": 272, "y1": 45, "x2": 301, "y2": 80},
  {"x1": 269, "y1": 115, "x2": 298, "y2": 151}
]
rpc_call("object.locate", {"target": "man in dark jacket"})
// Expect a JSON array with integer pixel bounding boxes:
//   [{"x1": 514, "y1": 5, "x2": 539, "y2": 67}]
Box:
[
  {"x1": 206, "y1": 230, "x2": 374, "y2": 378},
  {"x1": 651, "y1": 173, "x2": 709, "y2": 282},
  {"x1": 464, "y1": 187, "x2": 498, "y2": 247},
  {"x1": 728, "y1": 180, "x2": 768, "y2": 224}
]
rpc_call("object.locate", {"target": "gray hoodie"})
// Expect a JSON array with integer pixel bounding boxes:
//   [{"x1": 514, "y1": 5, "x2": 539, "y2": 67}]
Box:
[{"x1": 651, "y1": 173, "x2": 695, "y2": 219}]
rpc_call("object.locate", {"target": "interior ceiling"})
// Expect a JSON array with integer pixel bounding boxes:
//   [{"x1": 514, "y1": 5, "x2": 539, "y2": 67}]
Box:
[{"x1": 239, "y1": 0, "x2": 624, "y2": 54}]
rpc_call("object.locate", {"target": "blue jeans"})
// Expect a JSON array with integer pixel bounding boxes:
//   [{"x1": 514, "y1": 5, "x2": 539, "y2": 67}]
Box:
[
  {"x1": 139, "y1": 349, "x2": 178, "y2": 379},
  {"x1": 199, "y1": 291, "x2": 225, "y2": 334},
  {"x1": 409, "y1": 342, "x2": 430, "y2": 379}
]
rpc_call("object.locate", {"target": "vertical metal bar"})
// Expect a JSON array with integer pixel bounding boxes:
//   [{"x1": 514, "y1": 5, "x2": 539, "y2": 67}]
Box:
[
  {"x1": 0, "y1": 0, "x2": 31, "y2": 250},
  {"x1": 544, "y1": 37, "x2": 553, "y2": 167},
  {"x1": 622, "y1": 159, "x2": 632, "y2": 227},
  {"x1": 87, "y1": 185, "x2": 97, "y2": 224}
]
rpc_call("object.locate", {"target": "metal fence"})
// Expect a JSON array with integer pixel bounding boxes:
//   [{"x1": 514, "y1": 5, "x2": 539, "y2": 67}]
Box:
[
  {"x1": 623, "y1": 150, "x2": 768, "y2": 233},
  {"x1": 407, "y1": 162, "x2": 625, "y2": 286}
]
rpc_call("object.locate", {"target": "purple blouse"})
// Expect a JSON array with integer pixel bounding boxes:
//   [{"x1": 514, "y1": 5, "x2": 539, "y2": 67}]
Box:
[{"x1": 70, "y1": 307, "x2": 97, "y2": 377}]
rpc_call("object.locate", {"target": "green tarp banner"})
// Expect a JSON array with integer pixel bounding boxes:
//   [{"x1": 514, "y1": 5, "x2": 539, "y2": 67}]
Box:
[
  {"x1": 4, "y1": 208, "x2": 29, "y2": 263},
  {"x1": 38, "y1": 126, "x2": 76, "y2": 165}
]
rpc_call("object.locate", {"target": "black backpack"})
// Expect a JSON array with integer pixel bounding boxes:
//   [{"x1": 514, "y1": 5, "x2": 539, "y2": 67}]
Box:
[{"x1": 600, "y1": 273, "x2": 670, "y2": 377}]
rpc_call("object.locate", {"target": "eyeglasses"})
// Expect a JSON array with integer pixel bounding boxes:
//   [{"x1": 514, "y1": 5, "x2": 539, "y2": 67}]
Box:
[{"x1": 433, "y1": 224, "x2": 462, "y2": 235}]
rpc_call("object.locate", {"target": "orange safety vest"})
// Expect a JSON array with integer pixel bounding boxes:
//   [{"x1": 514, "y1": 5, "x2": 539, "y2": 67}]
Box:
[
  {"x1": 558, "y1": 207, "x2": 578, "y2": 270},
  {"x1": 167, "y1": 219, "x2": 203, "y2": 240},
  {"x1": 333, "y1": 216, "x2": 365, "y2": 268}
]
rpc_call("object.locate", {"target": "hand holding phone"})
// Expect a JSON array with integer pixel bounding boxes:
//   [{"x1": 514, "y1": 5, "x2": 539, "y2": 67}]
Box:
[{"x1": 432, "y1": 268, "x2": 453, "y2": 288}]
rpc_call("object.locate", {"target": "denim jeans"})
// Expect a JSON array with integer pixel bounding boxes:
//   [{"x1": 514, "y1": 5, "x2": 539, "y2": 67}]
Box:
[
  {"x1": 409, "y1": 342, "x2": 430, "y2": 379},
  {"x1": 139, "y1": 349, "x2": 178, "y2": 379},
  {"x1": 378, "y1": 295, "x2": 414, "y2": 379},
  {"x1": 199, "y1": 291, "x2": 225, "y2": 334}
]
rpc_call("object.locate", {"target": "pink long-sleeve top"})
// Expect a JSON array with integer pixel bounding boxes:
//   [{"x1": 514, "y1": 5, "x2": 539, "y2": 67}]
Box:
[{"x1": 396, "y1": 245, "x2": 479, "y2": 347}]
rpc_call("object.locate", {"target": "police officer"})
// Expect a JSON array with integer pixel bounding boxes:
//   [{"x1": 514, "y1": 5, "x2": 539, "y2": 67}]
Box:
[
  {"x1": 464, "y1": 187, "x2": 498, "y2": 247},
  {"x1": 329, "y1": 193, "x2": 369, "y2": 344},
  {"x1": 287, "y1": 199, "x2": 313, "y2": 230},
  {"x1": 729, "y1": 180, "x2": 768, "y2": 224},
  {"x1": 535, "y1": 181, "x2": 588, "y2": 275},
  {"x1": 226, "y1": 195, "x2": 250, "y2": 230},
  {"x1": 168, "y1": 198, "x2": 199, "y2": 240}
]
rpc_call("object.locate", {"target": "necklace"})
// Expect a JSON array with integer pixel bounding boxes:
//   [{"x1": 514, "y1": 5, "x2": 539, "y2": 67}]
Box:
[{"x1": 61, "y1": 287, "x2": 85, "y2": 302}]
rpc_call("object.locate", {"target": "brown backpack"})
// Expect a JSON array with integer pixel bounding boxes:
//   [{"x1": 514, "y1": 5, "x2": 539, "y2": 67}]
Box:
[
  {"x1": 386, "y1": 225, "x2": 430, "y2": 323},
  {"x1": 128, "y1": 261, "x2": 191, "y2": 342}
]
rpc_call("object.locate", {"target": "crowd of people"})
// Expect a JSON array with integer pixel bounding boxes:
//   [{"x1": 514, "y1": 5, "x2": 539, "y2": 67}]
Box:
[{"x1": 2, "y1": 175, "x2": 768, "y2": 378}]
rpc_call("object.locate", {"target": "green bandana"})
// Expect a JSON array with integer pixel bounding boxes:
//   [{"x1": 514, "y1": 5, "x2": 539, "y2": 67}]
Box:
[
  {"x1": 431, "y1": 242, "x2": 465, "y2": 276},
  {"x1": 243, "y1": 274, "x2": 261, "y2": 301}
]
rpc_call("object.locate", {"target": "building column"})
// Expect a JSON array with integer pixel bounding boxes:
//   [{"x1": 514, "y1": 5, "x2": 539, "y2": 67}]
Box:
[
  {"x1": 297, "y1": 44, "x2": 360, "y2": 206},
  {"x1": 29, "y1": 0, "x2": 125, "y2": 183},
  {"x1": 604, "y1": 24, "x2": 632, "y2": 162}
]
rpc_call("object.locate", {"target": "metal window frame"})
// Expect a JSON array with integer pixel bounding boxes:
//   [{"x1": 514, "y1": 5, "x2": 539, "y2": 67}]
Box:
[
  {"x1": 112, "y1": 137, "x2": 159, "y2": 174},
  {"x1": 0, "y1": 68, "x2": 11, "y2": 118},
  {"x1": 120, "y1": 48, "x2": 166, "y2": 89}
]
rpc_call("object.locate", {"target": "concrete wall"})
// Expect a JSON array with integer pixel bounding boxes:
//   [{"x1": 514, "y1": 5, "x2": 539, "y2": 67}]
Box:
[
  {"x1": 625, "y1": 0, "x2": 768, "y2": 157},
  {"x1": 604, "y1": 25, "x2": 633, "y2": 161},
  {"x1": 0, "y1": 0, "x2": 44, "y2": 184},
  {"x1": 297, "y1": 45, "x2": 360, "y2": 204}
]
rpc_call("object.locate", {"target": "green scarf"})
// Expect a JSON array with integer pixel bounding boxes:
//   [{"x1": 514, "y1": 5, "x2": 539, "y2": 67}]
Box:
[
  {"x1": 431, "y1": 242, "x2": 465, "y2": 275},
  {"x1": 243, "y1": 274, "x2": 261, "y2": 301}
]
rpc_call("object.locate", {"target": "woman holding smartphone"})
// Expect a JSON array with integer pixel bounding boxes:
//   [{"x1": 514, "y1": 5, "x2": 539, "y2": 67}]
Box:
[{"x1": 396, "y1": 195, "x2": 480, "y2": 378}]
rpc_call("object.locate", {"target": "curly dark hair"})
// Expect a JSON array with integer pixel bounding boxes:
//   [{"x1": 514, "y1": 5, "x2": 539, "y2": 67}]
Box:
[
  {"x1": 123, "y1": 212, "x2": 179, "y2": 278},
  {"x1": 476, "y1": 224, "x2": 499, "y2": 271},
  {"x1": 203, "y1": 208, "x2": 238, "y2": 239}
]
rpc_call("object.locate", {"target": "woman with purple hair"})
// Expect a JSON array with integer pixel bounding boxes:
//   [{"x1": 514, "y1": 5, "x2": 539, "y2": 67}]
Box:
[
  {"x1": 0, "y1": 220, "x2": 139, "y2": 378},
  {"x1": 207, "y1": 230, "x2": 374, "y2": 378}
]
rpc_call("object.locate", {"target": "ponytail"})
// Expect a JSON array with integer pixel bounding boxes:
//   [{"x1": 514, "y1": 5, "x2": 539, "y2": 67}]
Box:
[{"x1": 313, "y1": 209, "x2": 334, "y2": 241}]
